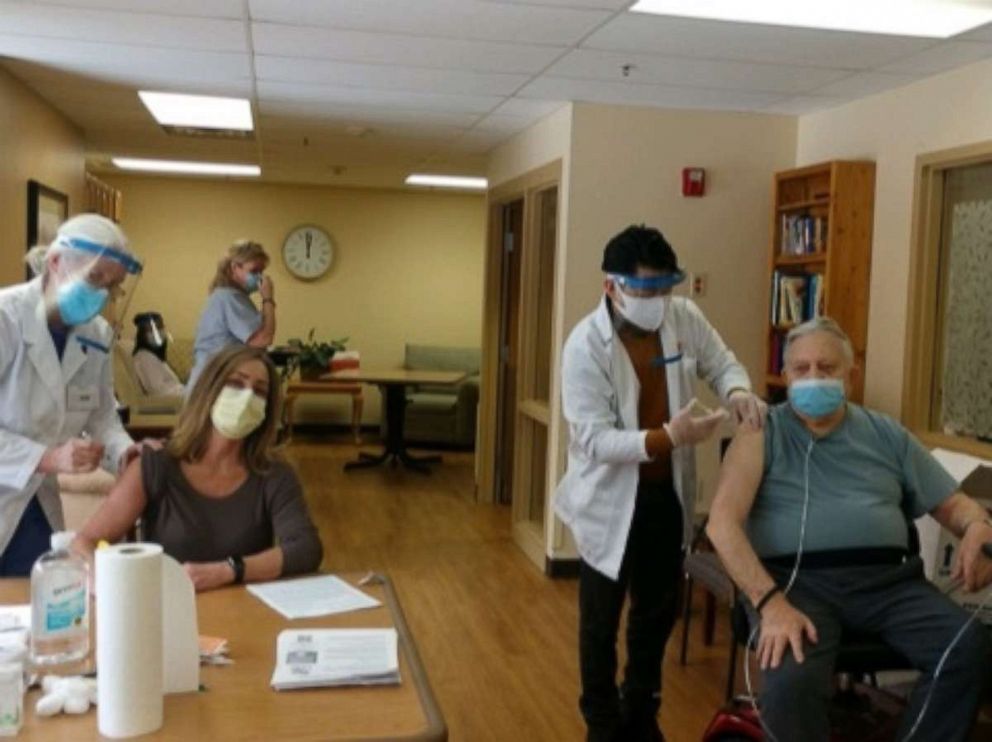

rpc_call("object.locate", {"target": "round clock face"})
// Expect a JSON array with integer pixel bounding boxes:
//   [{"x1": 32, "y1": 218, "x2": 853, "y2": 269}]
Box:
[{"x1": 282, "y1": 225, "x2": 334, "y2": 280}]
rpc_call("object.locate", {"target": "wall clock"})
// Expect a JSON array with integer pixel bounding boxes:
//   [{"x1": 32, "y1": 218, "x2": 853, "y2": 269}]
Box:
[{"x1": 282, "y1": 224, "x2": 334, "y2": 280}]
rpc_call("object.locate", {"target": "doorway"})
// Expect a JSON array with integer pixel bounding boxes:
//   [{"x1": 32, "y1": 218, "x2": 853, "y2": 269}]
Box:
[
  {"x1": 477, "y1": 160, "x2": 562, "y2": 570},
  {"x1": 495, "y1": 199, "x2": 524, "y2": 505}
]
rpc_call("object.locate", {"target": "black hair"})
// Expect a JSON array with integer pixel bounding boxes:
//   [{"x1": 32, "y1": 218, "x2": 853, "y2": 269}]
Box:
[
  {"x1": 601, "y1": 225, "x2": 681, "y2": 275},
  {"x1": 132, "y1": 312, "x2": 166, "y2": 361}
]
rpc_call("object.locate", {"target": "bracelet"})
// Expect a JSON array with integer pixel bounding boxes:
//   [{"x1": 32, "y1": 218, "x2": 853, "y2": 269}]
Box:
[
  {"x1": 755, "y1": 585, "x2": 781, "y2": 614},
  {"x1": 227, "y1": 555, "x2": 245, "y2": 584}
]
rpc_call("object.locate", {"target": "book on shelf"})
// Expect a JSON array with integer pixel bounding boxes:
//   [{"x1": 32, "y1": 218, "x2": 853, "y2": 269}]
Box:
[
  {"x1": 779, "y1": 214, "x2": 828, "y2": 256},
  {"x1": 770, "y1": 271, "x2": 824, "y2": 326}
]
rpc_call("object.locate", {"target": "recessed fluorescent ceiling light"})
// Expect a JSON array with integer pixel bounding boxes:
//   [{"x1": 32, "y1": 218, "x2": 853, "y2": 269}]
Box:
[
  {"x1": 629, "y1": 0, "x2": 992, "y2": 38},
  {"x1": 406, "y1": 174, "x2": 488, "y2": 190},
  {"x1": 112, "y1": 158, "x2": 260, "y2": 177},
  {"x1": 138, "y1": 91, "x2": 253, "y2": 131}
]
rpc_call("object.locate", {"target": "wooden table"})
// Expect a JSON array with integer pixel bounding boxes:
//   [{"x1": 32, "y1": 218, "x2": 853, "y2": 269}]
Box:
[
  {"x1": 321, "y1": 370, "x2": 467, "y2": 474},
  {"x1": 1, "y1": 574, "x2": 446, "y2": 741},
  {"x1": 284, "y1": 379, "x2": 364, "y2": 445}
]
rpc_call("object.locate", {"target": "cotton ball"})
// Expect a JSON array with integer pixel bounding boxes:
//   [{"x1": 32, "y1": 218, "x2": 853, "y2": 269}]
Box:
[
  {"x1": 35, "y1": 692, "x2": 65, "y2": 717},
  {"x1": 41, "y1": 675, "x2": 60, "y2": 694},
  {"x1": 63, "y1": 694, "x2": 90, "y2": 715}
]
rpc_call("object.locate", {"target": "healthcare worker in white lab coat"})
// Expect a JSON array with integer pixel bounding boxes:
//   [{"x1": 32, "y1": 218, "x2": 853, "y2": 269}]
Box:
[
  {"x1": 555, "y1": 225, "x2": 767, "y2": 742},
  {"x1": 0, "y1": 214, "x2": 145, "y2": 575}
]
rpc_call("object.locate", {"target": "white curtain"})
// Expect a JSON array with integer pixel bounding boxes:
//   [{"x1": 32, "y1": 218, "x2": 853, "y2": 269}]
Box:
[{"x1": 940, "y1": 200, "x2": 992, "y2": 440}]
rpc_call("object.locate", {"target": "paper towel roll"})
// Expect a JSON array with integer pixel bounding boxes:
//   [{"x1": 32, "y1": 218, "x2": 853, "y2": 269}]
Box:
[{"x1": 96, "y1": 543, "x2": 164, "y2": 738}]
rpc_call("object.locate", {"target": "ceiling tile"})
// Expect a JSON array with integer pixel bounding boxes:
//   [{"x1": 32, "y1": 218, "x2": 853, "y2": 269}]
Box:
[
  {"x1": 762, "y1": 96, "x2": 848, "y2": 115},
  {"x1": 547, "y1": 48, "x2": 850, "y2": 94},
  {"x1": 257, "y1": 80, "x2": 504, "y2": 114},
  {"x1": 489, "y1": 97, "x2": 566, "y2": 118},
  {"x1": 0, "y1": 5, "x2": 246, "y2": 52},
  {"x1": 22, "y1": 0, "x2": 244, "y2": 18},
  {"x1": 480, "y1": 0, "x2": 629, "y2": 8},
  {"x1": 519, "y1": 76, "x2": 784, "y2": 111},
  {"x1": 254, "y1": 56, "x2": 528, "y2": 96},
  {"x1": 808, "y1": 71, "x2": 919, "y2": 98},
  {"x1": 879, "y1": 40, "x2": 992, "y2": 74},
  {"x1": 583, "y1": 14, "x2": 932, "y2": 69},
  {"x1": 0, "y1": 37, "x2": 251, "y2": 86},
  {"x1": 251, "y1": 23, "x2": 562, "y2": 73},
  {"x1": 472, "y1": 113, "x2": 537, "y2": 134},
  {"x1": 257, "y1": 103, "x2": 482, "y2": 129},
  {"x1": 248, "y1": 0, "x2": 612, "y2": 45}
]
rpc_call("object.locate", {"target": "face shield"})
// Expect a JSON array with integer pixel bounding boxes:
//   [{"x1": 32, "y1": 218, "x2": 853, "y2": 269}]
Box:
[
  {"x1": 608, "y1": 271, "x2": 686, "y2": 298},
  {"x1": 47, "y1": 236, "x2": 143, "y2": 334},
  {"x1": 141, "y1": 321, "x2": 173, "y2": 350}
]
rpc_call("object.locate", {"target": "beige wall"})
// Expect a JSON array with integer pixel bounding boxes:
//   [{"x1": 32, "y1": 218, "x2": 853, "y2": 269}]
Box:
[
  {"x1": 106, "y1": 174, "x2": 486, "y2": 424},
  {"x1": 546, "y1": 102, "x2": 796, "y2": 560},
  {"x1": 0, "y1": 66, "x2": 84, "y2": 286},
  {"x1": 488, "y1": 104, "x2": 573, "y2": 189},
  {"x1": 796, "y1": 57, "x2": 992, "y2": 418}
]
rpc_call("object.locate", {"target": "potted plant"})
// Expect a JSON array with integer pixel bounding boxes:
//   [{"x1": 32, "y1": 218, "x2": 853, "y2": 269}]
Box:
[{"x1": 287, "y1": 329, "x2": 348, "y2": 380}]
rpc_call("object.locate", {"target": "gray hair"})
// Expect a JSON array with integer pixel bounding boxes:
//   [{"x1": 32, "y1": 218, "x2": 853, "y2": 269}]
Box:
[{"x1": 783, "y1": 317, "x2": 854, "y2": 367}]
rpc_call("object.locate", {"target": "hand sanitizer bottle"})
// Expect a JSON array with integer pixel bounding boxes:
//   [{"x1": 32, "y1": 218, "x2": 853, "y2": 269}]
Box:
[{"x1": 30, "y1": 531, "x2": 90, "y2": 666}]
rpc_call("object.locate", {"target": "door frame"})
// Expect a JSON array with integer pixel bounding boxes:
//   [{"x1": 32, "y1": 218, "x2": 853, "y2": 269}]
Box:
[{"x1": 477, "y1": 160, "x2": 562, "y2": 525}]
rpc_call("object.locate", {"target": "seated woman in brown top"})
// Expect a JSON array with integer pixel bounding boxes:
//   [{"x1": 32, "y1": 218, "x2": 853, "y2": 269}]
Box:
[{"x1": 75, "y1": 345, "x2": 323, "y2": 591}]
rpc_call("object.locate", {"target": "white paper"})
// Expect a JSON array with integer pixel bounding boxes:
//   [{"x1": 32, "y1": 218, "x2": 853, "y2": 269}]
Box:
[
  {"x1": 271, "y1": 628, "x2": 399, "y2": 690},
  {"x1": 247, "y1": 575, "x2": 379, "y2": 619},
  {"x1": 0, "y1": 604, "x2": 30, "y2": 631}
]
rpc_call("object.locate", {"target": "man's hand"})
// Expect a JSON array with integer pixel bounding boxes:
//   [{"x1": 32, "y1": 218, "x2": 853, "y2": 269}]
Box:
[
  {"x1": 729, "y1": 390, "x2": 768, "y2": 429},
  {"x1": 117, "y1": 438, "x2": 165, "y2": 472},
  {"x1": 183, "y1": 561, "x2": 236, "y2": 592},
  {"x1": 952, "y1": 519, "x2": 992, "y2": 592},
  {"x1": 38, "y1": 438, "x2": 104, "y2": 475},
  {"x1": 664, "y1": 398, "x2": 729, "y2": 448},
  {"x1": 757, "y1": 594, "x2": 819, "y2": 669}
]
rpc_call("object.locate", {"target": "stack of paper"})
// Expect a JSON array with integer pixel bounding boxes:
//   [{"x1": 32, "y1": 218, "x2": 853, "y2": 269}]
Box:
[
  {"x1": 270, "y1": 628, "x2": 400, "y2": 690},
  {"x1": 247, "y1": 575, "x2": 380, "y2": 619}
]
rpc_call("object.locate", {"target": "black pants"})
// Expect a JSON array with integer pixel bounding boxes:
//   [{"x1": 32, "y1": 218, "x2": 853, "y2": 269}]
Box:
[
  {"x1": 759, "y1": 558, "x2": 991, "y2": 742},
  {"x1": 579, "y1": 481, "x2": 684, "y2": 742},
  {"x1": 0, "y1": 496, "x2": 53, "y2": 577}
]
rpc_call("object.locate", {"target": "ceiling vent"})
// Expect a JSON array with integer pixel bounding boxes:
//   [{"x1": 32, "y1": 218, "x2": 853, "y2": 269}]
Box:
[{"x1": 160, "y1": 124, "x2": 255, "y2": 140}]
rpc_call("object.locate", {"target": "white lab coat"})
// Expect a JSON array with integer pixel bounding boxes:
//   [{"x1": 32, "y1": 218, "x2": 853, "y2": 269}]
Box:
[
  {"x1": 0, "y1": 278, "x2": 133, "y2": 555},
  {"x1": 554, "y1": 296, "x2": 752, "y2": 580}
]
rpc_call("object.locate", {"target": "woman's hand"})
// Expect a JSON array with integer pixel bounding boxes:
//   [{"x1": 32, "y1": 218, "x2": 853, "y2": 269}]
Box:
[{"x1": 183, "y1": 561, "x2": 236, "y2": 592}]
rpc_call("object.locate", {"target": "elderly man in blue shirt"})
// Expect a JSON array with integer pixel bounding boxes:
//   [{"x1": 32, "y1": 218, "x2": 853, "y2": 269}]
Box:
[{"x1": 708, "y1": 316, "x2": 992, "y2": 742}]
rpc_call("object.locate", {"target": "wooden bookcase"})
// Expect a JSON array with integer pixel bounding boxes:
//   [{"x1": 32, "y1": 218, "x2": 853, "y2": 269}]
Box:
[{"x1": 765, "y1": 160, "x2": 876, "y2": 403}]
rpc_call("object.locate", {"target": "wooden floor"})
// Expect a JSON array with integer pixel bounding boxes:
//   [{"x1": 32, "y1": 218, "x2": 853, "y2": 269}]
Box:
[{"x1": 285, "y1": 433, "x2": 734, "y2": 742}]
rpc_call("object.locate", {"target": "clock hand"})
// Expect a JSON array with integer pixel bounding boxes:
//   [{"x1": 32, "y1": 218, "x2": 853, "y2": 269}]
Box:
[{"x1": 305, "y1": 232, "x2": 312, "y2": 259}]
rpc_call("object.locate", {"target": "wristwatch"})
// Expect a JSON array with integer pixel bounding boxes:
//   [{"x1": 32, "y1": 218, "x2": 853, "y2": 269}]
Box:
[{"x1": 227, "y1": 555, "x2": 245, "y2": 584}]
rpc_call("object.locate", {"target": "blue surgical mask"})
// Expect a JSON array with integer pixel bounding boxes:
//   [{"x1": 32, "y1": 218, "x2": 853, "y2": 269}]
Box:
[
  {"x1": 56, "y1": 279, "x2": 109, "y2": 326},
  {"x1": 788, "y1": 378, "x2": 845, "y2": 418},
  {"x1": 244, "y1": 272, "x2": 261, "y2": 293}
]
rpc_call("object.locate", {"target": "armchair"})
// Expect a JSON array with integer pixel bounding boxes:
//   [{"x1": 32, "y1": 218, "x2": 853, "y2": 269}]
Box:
[{"x1": 382, "y1": 344, "x2": 480, "y2": 448}]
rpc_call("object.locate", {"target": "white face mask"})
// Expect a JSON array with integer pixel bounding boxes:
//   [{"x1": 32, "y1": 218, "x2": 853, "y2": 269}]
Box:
[
  {"x1": 615, "y1": 293, "x2": 667, "y2": 332},
  {"x1": 210, "y1": 386, "x2": 267, "y2": 440}
]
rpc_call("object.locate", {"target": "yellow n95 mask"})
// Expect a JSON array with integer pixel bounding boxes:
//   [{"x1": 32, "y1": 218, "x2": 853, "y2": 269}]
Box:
[{"x1": 210, "y1": 386, "x2": 267, "y2": 440}]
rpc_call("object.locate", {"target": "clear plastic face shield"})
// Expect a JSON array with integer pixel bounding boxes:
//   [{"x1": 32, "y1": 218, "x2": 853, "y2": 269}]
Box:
[
  {"x1": 608, "y1": 271, "x2": 686, "y2": 298},
  {"x1": 140, "y1": 319, "x2": 173, "y2": 350},
  {"x1": 607, "y1": 271, "x2": 686, "y2": 332},
  {"x1": 46, "y1": 236, "x2": 143, "y2": 335}
]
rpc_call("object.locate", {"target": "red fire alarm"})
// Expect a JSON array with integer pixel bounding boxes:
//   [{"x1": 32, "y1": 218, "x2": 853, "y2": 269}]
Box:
[{"x1": 682, "y1": 167, "x2": 705, "y2": 197}]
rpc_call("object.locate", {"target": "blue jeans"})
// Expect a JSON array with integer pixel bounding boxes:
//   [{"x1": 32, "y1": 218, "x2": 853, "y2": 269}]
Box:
[{"x1": 0, "y1": 496, "x2": 53, "y2": 576}]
